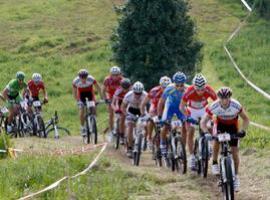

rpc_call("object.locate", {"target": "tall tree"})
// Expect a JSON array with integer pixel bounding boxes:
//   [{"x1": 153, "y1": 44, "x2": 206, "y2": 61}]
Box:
[{"x1": 111, "y1": 0, "x2": 203, "y2": 89}]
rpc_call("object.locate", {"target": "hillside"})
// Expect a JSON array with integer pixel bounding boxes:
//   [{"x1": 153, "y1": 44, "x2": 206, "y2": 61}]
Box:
[{"x1": 0, "y1": 0, "x2": 269, "y2": 199}]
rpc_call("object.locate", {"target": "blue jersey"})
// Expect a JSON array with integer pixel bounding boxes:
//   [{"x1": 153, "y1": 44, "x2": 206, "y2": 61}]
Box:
[{"x1": 161, "y1": 84, "x2": 184, "y2": 108}]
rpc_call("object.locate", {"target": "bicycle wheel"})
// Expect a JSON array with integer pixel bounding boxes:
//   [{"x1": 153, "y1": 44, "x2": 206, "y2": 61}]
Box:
[
  {"x1": 169, "y1": 136, "x2": 176, "y2": 172},
  {"x1": 90, "y1": 116, "x2": 98, "y2": 144},
  {"x1": 201, "y1": 138, "x2": 209, "y2": 178},
  {"x1": 113, "y1": 118, "x2": 120, "y2": 149},
  {"x1": 37, "y1": 116, "x2": 46, "y2": 138},
  {"x1": 221, "y1": 157, "x2": 234, "y2": 200},
  {"x1": 194, "y1": 138, "x2": 201, "y2": 175},
  {"x1": 133, "y1": 133, "x2": 143, "y2": 166},
  {"x1": 46, "y1": 126, "x2": 70, "y2": 138},
  {"x1": 152, "y1": 132, "x2": 162, "y2": 167},
  {"x1": 175, "y1": 137, "x2": 187, "y2": 174}
]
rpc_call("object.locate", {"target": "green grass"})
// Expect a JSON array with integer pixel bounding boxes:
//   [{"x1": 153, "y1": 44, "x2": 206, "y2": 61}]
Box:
[{"x1": 189, "y1": 0, "x2": 270, "y2": 148}]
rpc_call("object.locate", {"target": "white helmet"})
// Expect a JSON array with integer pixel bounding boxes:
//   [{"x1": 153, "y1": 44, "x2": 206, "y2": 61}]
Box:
[
  {"x1": 110, "y1": 66, "x2": 121, "y2": 75},
  {"x1": 159, "y1": 76, "x2": 172, "y2": 88},
  {"x1": 132, "y1": 81, "x2": 144, "y2": 94},
  {"x1": 32, "y1": 73, "x2": 42, "y2": 83},
  {"x1": 193, "y1": 74, "x2": 207, "y2": 89}
]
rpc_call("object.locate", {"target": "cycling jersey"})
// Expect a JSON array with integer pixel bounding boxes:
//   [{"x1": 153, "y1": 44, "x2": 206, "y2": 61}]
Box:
[
  {"x1": 182, "y1": 85, "x2": 217, "y2": 109},
  {"x1": 113, "y1": 87, "x2": 129, "y2": 105},
  {"x1": 28, "y1": 80, "x2": 45, "y2": 98},
  {"x1": 148, "y1": 85, "x2": 163, "y2": 110},
  {"x1": 161, "y1": 84, "x2": 186, "y2": 121},
  {"x1": 5, "y1": 79, "x2": 27, "y2": 98},
  {"x1": 72, "y1": 75, "x2": 96, "y2": 102},
  {"x1": 123, "y1": 90, "x2": 147, "y2": 110},
  {"x1": 206, "y1": 98, "x2": 242, "y2": 126},
  {"x1": 103, "y1": 75, "x2": 123, "y2": 100}
]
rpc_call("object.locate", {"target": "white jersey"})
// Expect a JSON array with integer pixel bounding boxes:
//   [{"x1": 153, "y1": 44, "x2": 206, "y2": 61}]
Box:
[
  {"x1": 206, "y1": 98, "x2": 242, "y2": 125},
  {"x1": 123, "y1": 90, "x2": 147, "y2": 109},
  {"x1": 72, "y1": 75, "x2": 96, "y2": 89}
]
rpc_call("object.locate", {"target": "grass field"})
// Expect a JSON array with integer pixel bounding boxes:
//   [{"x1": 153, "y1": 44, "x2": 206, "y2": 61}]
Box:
[{"x1": 0, "y1": 0, "x2": 269, "y2": 199}]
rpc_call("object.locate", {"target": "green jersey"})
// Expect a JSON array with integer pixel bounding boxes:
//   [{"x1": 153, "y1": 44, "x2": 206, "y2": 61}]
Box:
[{"x1": 6, "y1": 79, "x2": 27, "y2": 97}]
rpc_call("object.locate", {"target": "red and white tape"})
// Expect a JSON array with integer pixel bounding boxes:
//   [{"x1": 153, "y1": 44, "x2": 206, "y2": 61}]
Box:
[{"x1": 18, "y1": 142, "x2": 108, "y2": 200}]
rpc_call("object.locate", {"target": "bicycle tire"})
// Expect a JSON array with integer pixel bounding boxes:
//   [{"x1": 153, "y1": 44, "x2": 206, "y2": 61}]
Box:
[
  {"x1": 152, "y1": 133, "x2": 162, "y2": 167},
  {"x1": 169, "y1": 136, "x2": 176, "y2": 172},
  {"x1": 222, "y1": 157, "x2": 234, "y2": 200},
  {"x1": 114, "y1": 118, "x2": 120, "y2": 150},
  {"x1": 46, "y1": 126, "x2": 70, "y2": 138},
  {"x1": 174, "y1": 137, "x2": 187, "y2": 174},
  {"x1": 133, "y1": 133, "x2": 143, "y2": 166},
  {"x1": 194, "y1": 138, "x2": 201, "y2": 175},
  {"x1": 201, "y1": 138, "x2": 209, "y2": 178},
  {"x1": 37, "y1": 116, "x2": 46, "y2": 138},
  {"x1": 85, "y1": 115, "x2": 91, "y2": 144},
  {"x1": 90, "y1": 116, "x2": 98, "y2": 144}
]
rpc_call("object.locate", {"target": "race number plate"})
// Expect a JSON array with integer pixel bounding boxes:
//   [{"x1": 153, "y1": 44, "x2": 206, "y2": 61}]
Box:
[
  {"x1": 218, "y1": 133, "x2": 231, "y2": 142},
  {"x1": 171, "y1": 120, "x2": 182, "y2": 128},
  {"x1": 87, "y1": 101, "x2": 95, "y2": 108},
  {"x1": 33, "y1": 101, "x2": 41, "y2": 107}
]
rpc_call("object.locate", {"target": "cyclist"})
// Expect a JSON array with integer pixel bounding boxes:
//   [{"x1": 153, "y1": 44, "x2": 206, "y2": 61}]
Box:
[
  {"x1": 111, "y1": 78, "x2": 132, "y2": 144},
  {"x1": 72, "y1": 69, "x2": 103, "y2": 137},
  {"x1": 2, "y1": 71, "x2": 28, "y2": 133},
  {"x1": 26, "y1": 73, "x2": 48, "y2": 112},
  {"x1": 200, "y1": 87, "x2": 249, "y2": 192},
  {"x1": 157, "y1": 72, "x2": 187, "y2": 160},
  {"x1": 121, "y1": 81, "x2": 147, "y2": 158},
  {"x1": 180, "y1": 74, "x2": 217, "y2": 170},
  {"x1": 140, "y1": 76, "x2": 171, "y2": 150},
  {"x1": 102, "y1": 66, "x2": 123, "y2": 137}
]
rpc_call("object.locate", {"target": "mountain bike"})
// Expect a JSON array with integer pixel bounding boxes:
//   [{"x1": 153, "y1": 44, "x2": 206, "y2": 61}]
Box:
[
  {"x1": 31, "y1": 100, "x2": 46, "y2": 138},
  {"x1": 167, "y1": 119, "x2": 187, "y2": 174},
  {"x1": 190, "y1": 117, "x2": 212, "y2": 177},
  {"x1": 132, "y1": 116, "x2": 147, "y2": 166},
  {"x1": 84, "y1": 98, "x2": 104, "y2": 144},
  {"x1": 213, "y1": 132, "x2": 244, "y2": 200},
  {"x1": 45, "y1": 111, "x2": 70, "y2": 139},
  {"x1": 150, "y1": 116, "x2": 163, "y2": 167}
]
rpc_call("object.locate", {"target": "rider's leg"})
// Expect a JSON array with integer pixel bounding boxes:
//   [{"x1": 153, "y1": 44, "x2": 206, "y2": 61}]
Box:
[
  {"x1": 127, "y1": 122, "x2": 134, "y2": 148},
  {"x1": 181, "y1": 123, "x2": 187, "y2": 146},
  {"x1": 231, "y1": 146, "x2": 240, "y2": 174},
  {"x1": 147, "y1": 120, "x2": 154, "y2": 141},
  {"x1": 79, "y1": 107, "x2": 85, "y2": 135},
  {"x1": 119, "y1": 114, "x2": 125, "y2": 136},
  {"x1": 108, "y1": 104, "x2": 114, "y2": 133},
  {"x1": 211, "y1": 140, "x2": 220, "y2": 175}
]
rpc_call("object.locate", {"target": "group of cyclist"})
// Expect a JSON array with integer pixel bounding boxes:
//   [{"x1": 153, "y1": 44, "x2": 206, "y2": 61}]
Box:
[
  {"x1": 72, "y1": 66, "x2": 249, "y2": 192},
  {"x1": 1, "y1": 71, "x2": 48, "y2": 133},
  {"x1": 2, "y1": 66, "x2": 249, "y2": 192}
]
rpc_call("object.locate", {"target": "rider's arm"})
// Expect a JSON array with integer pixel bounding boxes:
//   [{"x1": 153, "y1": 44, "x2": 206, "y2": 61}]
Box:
[
  {"x1": 200, "y1": 113, "x2": 211, "y2": 133},
  {"x1": 111, "y1": 96, "x2": 117, "y2": 111},
  {"x1": 102, "y1": 79, "x2": 107, "y2": 100},
  {"x1": 179, "y1": 100, "x2": 189, "y2": 116},
  {"x1": 239, "y1": 108, "x2": 249, "y2": 131},
  {"x1": 121, "y1": 101, "x2": 127, "y2": 115},
  {"x1": 2, "y1": 88, "x2": 9, "y2": 101},
  {"x1": 157, "y1": 98, "x2": 165, "y2": 118},
  {"x1": 72, "y1": 86, "x2": 78, "y2": 101},
  {"x1": 140, "y1": 96, "x2": 150, "y2": 116},
  {"x1": 94, "y1": 81, "x2": 104, "y2": 100}
]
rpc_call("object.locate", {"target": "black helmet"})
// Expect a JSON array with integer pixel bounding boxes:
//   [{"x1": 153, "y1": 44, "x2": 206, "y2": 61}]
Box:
[
  {"x1": 120, "y1": 78, "x2": 131, "y2": 89},
  {"x1": 217, "y1": 87, "x2": 232, "y2": 98},
  {"x1": 78, "y1": 69, "x2": 88, "y2": 78}
]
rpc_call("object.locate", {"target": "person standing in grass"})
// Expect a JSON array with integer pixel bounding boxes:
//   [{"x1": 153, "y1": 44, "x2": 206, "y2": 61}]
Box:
[
  {"x1": 102, "y1": 66, "x2": 123, "y2": 137},
  {"x1": 2, "y1": 71, "x2": 28, "y2": 133},
  {"x1": 72, "y1": 69, "x2": 103, "y2": 138}
]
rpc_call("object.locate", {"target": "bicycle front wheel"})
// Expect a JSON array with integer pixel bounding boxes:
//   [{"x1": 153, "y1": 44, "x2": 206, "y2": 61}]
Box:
[
  {"x1": 201, "y1": 138, "x2": 209, "y2": 178},
  {"x1": 221, "y1": 157, "x2": 234, "y2": 200},
  {"x1": 133, "y1": 133, "x2": 143, "y2": 166},
  {"x1": 46, "y1": 126, "x2": 70, "y2": 138},
  {"x1": 175, "y1": 137, "x2": 187, "y2": 174}
]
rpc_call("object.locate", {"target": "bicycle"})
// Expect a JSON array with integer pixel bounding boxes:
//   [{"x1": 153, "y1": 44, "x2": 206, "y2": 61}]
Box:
[
  {"x1": 84, "y1": 98, "x2": 104, "y2": 144},
  {"x1": 31, "y1": 100, "x2": 46, "y2": 138},
  {"x1": 166, "y1": 119, "x2": 187, "y2": 174},
  {"x1": 190, "y1": 117, "x2": 212, "y2": 177},
  {"x1": 150, "y1": 116, "x2": 163, "y2": 167},
  {"x1": 0, "y1": 107, "x2": 8, "y2": 134},
  {"x1": 213, "y1": 132, "x2": 243, "y2": 200},
  {"x1": 45, "y1": 111, "x2": 70, "y2": 139},
  {"x1": 112, "y1": 111, "x2": 122, "y2": 149}
]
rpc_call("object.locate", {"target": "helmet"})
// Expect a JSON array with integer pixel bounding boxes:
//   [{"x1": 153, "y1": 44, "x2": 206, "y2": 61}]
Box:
[
  {"x1": 172, "y1": 72, "x2": 186, "y2": 84},
  {"x1": 16, "y1": 71, "x2": 25, "y2": 81},
  {"x1": 110, "y1": 66, "x2": 121, "y2": 75},
  {"x1": 132, "y1": 81, "x2": 144, "y2": 94},
  {"x1": 32, "y1": 73, "x2": 42, "y2": 83},
  {"x1": 193, "y1": 74, "x2": 207, "y2": 89},
  {"x1": 120, "y1": 78, "x2": 131, "y2": 90},
  {"x1": 159, "y1": 76, "x2": 172, "y2": 88},
  {"x1": 78, "y1": 69, "x2": 88, "y2": 78},
  {"x1": 217, "y1": 87, "x2": 232, "y2": 98}
]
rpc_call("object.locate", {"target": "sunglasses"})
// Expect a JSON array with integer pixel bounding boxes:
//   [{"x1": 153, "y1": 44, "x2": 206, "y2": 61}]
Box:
[
  {"x1": 134, "y1": 92, "x2": 142, "y2": 96},
  {"x1": 175, "y1": 83, "x2": 185, "y2": 88},
  {"x1": 195, "y1": 87, "x2": 205, "y2": 91}
]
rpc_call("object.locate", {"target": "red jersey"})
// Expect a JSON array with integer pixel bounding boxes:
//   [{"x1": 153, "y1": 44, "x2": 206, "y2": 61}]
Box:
[
  {"x1": 28, "y1": 80, "x2": 45, "y2": 98},
  {"x1": 103, "y1": 75, "x2": 123, "y2": 99},
  {"x1": 182, "y1": 85, "x2": 217, "y2": 109},
  {"x1": 114, "y1": 87, "x2": 128, "y2": 101},
  {"x1": 148, "y1": 86, "x2": 163, "y2": 109},
  {"x1": 72, "y1": 75, "x2": 96, "y2": 100}
]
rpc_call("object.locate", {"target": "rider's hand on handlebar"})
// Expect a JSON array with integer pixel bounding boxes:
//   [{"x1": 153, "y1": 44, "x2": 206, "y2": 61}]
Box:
[
  {"x1": 237, "y1": 130, "x2": 246, "y2": 138},
  {"x1": 43, "y1": 97, "x2": 48, "y2": 104}
]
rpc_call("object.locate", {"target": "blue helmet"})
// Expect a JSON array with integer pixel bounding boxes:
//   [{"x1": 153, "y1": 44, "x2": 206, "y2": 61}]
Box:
[{"x1": 172, "y1": 72, "x2": 186, "y2": 84}]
